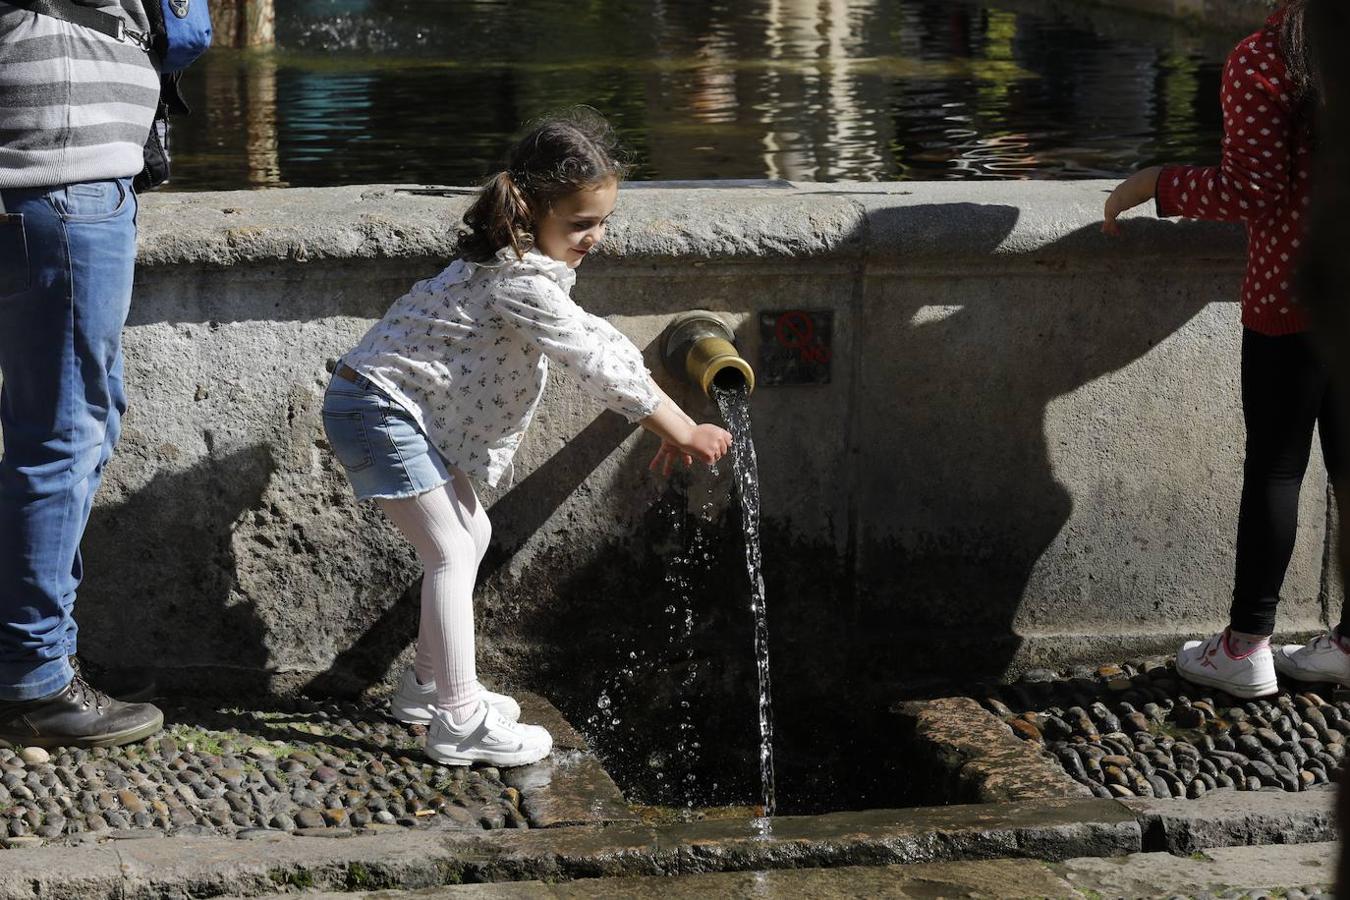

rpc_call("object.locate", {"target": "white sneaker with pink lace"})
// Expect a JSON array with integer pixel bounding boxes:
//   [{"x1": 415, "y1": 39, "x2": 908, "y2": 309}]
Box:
[
  {"x1": 1273, "y1": 632, "x2": 1350, "y2": 687},
  {"x1": 1176, "y1": 630, "x2": 1277, "y2": 699}
]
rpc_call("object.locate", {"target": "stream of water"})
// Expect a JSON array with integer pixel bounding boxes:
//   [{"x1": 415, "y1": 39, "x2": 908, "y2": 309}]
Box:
[{"x1": 712, "y1": 381, "x2": 776, "y2": 818}]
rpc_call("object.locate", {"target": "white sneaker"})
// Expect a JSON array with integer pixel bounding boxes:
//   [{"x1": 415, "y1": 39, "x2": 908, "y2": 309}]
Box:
[
  {"x1": 1176, "y1": 630, "x2": 1277, "y2": 699},
  {"x1": 1273, "y1": 632, "x2": 1350, "y2": 686},
  {"x1": 424, "y1": 702, "x2": 552, "y2": 767},
  {"x1": 389, "y1": 667, "x2": 521, "y2": 724}
]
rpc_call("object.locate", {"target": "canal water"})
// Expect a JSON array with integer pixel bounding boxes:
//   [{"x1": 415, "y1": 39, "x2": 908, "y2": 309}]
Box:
[{"x1": 169, "y1": 0, "x2": 1241, "y2": 191}]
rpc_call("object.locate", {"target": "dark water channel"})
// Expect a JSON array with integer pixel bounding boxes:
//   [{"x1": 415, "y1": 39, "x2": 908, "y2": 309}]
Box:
[{"x1": 169, "y1": 0, "x2": 1240, "y2": 190}]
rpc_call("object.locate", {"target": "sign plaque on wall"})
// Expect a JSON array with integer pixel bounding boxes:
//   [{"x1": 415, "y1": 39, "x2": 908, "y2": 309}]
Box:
[{"x1": 758, "y1": 309, "x2": 833, "y2": 386}]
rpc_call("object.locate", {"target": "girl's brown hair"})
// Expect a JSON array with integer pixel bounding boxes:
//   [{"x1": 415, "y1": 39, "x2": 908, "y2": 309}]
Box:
[
  {"x1": 1278, "y1": 0, "x2": 1323, "y2": 129},
  {"x1": 456, "y1": 108, "x2": 629, "y2": 263}
]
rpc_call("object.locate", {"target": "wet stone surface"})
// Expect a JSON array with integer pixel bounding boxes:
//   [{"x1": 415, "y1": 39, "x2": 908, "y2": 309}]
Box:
[
  {"x1": 0, "y1": 698, "x2": 527, "y2": 847},
  {"x1": 985, "y1": 659, "x2": 1347, "y2": 801},
  {"x1": 1165, "y1": 891, "x2": 1332, "y2": 900}
]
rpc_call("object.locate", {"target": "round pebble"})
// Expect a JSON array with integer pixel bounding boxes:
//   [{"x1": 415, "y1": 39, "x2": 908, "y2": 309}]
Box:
[{"x1": 19, "y1": 748, "x2": 49, "y2": 766}]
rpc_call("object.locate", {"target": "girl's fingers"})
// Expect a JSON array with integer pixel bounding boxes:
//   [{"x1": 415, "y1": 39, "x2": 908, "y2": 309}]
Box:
[{"x1": 1103, "y1": 196, "x2": 1121, "y2": 236}]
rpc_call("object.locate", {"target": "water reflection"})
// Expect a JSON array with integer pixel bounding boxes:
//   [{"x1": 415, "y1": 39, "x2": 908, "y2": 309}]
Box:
[{"x1": 168, "y1": 0, "x2": 1232, "y2": 190}]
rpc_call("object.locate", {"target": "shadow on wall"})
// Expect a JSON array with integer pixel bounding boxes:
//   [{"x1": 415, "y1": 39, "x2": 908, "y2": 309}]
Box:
[
  {"x1": 76, "y1": 444, "x2": 277, "y2": 693},
  {"x1": 843, "y1": 204, "x2": 1212, "y2": 687}
]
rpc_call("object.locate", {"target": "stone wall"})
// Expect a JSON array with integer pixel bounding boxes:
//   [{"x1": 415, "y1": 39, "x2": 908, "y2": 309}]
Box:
[{"x1": 6, "y1": 180, "x2": 1333, "y2": 804}]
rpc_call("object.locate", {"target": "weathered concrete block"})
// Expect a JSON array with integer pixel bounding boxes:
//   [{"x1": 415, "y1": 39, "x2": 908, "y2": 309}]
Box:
[
  {"x1": 892, "y1": 697, "x2": 1092, "y2": 804},
  {"x1": 1123, "y1": 789, "x2": 1339, "y2": 854}
]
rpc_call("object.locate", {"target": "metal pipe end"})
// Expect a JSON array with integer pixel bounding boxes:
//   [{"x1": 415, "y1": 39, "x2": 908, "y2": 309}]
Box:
[
  {"x1": 663, "y1": 312, "x2": 756, "y2": 397},
  {"x1": 688, "y1": 336, "x2": 756, "y2": 396}
]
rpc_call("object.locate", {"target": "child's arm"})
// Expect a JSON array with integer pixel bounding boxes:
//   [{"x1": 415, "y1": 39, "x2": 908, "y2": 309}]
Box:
[
  {"x1": 649, "y1": 381, "x2": 696, "y2": 428},
  {"x1": 492, "y1": 274, "x2": 664, "y2": 422},
  {"x1": 491, "y1": 275, "x2": 730, "y2": 466},
  {"x1": 1105, "y1": 41, "x2": 1295, "y2": 234},
  {"x1": 640, "y1": 395, "x2": 729, "y2": 467}
]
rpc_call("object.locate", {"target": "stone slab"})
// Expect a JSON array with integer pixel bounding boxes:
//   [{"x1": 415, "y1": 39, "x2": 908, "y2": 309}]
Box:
[
  {"x1": 1123, "y1": 790, "x2": 1339, "y2": 855},
  {"x1": 0, "y1": 799, "x2": 1139, "y2": 899},
  {"x1": 476, "y1": 799, "x2": 1140, "y2": 881},
  {"x1": 1056, "y1": 841, "x2": 1338, "y2": 898},
  {"x1": 246, "y1": 859, "x2": 1075, "y2": 898},
  {"x1": 892, "y1": 696, "x2": 1091, "y2": 803},
  {"x1": 501, "y1": 752, "x2": 636, "y2": 829},
  {"x1": 497, "y1": 695, "x2": 636, "y2": 828},
  {"x1": 237, "y1": 843, "x2": 1338, "y2": 899}
]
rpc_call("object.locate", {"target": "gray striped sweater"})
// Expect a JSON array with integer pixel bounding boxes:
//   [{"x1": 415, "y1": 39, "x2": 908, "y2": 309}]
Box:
[{"x1": 0, "y1": 0, "x2": 160, "y2": 189}]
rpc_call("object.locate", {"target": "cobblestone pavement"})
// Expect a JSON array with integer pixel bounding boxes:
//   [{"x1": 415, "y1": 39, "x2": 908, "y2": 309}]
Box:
[
  {"x1": 0, "y1": 697, "x2": 527, "y2": 846},
  {"x1": 983, "y1": 657, "x2": 1347, "y2": 801}
]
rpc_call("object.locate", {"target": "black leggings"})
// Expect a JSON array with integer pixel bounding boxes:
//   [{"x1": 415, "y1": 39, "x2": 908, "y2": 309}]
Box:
[{"x1": 1231, "y1": 329, "x2": 1348, "y2": 636}]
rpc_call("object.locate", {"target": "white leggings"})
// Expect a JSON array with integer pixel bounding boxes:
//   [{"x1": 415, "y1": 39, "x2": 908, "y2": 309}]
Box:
[{"x1": 377, "y1": 467, "x2": 490, "y2": 722}]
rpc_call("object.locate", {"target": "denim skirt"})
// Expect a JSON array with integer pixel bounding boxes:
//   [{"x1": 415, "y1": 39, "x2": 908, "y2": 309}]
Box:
[{"x1": 321, "y1": 368, "x2": 450, "y2": 501}]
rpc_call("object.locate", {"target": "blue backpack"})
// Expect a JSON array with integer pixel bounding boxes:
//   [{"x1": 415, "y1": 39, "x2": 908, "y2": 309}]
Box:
[{"x1": 142, "y1": 0, "x2": 213, "y2": 74}]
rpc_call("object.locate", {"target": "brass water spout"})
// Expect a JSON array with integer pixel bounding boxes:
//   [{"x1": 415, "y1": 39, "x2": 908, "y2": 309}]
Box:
[{"x1": 662, "y1": 312, "x2": 755, "y2": 397}]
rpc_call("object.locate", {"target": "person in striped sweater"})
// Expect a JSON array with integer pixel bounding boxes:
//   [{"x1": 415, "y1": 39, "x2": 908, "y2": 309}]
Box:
[
  {"x1": 0, "y1": 0, "x2": 166, "y2": 746},
  {"x1": 1104, "y1": 0, "x2": 1347, "y2": 698}
]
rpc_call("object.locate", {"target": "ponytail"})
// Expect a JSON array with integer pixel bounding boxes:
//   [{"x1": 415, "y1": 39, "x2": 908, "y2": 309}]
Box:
[
  {"x1": 456, "y1": 170, "x2": 535, "y2": 263},
  {"x1": 455, "y1": 107, "x2": 629, "y2": 264}
]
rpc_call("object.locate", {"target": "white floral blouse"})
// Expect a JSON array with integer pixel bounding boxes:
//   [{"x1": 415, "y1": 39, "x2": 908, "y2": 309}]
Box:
[{"x1": 342, "y1": 247, "x2": 662, "y2": 489}]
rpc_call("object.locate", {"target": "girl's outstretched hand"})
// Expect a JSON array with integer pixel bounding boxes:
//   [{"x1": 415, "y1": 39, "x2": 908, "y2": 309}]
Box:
[
  {"x1": 649, "y1": 441, "x2": 694, "y2": 477},
  {"x1": 680, "y1": 423, "x2": 732, "y2": 466},
  {"x1": 1103, "y1": 166, "x2": 1163, "y2": 236},
  {"x1": 648, "y1": 423, "x2": 733, "y2": 477}
]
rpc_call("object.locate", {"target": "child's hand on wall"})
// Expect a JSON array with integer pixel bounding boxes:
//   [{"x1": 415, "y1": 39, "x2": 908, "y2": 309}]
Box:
[{"x1": 1103, "y1": 166, "x2": 1163, "y2": 236}]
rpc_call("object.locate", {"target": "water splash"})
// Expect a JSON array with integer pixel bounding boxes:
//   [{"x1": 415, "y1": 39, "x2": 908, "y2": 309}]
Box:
[
  {"x1": 712, "y1": 382, "x2": 776, "y2": 818},
  {"x1": 582, "y1": 489, "x2": 716, "y2": 808}
]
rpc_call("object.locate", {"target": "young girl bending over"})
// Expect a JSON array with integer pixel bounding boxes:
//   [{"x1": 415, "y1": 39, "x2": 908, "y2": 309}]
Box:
[
  {"x1": 1104, "y1": 1, "x2": 1344, "y2": 698},
  {"x1": 322, "y1": 111, "x2": 732, "y2": 766}
]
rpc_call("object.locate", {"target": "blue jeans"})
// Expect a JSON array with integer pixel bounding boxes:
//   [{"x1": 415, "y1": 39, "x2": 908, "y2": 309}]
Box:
[
  {"x1": 0, "y1": 178, "x2": 137, "y2": 701},
  {"x1": 322, "y1": 369, "x2": 451, "y2": 502}
]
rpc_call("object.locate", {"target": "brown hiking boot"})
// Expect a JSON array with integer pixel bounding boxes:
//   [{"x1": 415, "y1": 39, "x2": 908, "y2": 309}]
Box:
[{"x1": 0, "y1": 670, "x2": 163, "y2": 749}]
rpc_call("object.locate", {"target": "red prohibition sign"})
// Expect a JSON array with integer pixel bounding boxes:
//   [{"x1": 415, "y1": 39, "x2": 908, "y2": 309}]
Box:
[
  {"x1": 774, "y1": 311, "x2": 815, "y2": 349},
  {"x1": 802, "y1": 344, "x2": 832, "y2": 364}
]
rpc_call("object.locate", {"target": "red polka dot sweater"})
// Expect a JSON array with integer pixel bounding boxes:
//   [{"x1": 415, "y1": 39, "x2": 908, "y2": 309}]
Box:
[{"x1": 1155, "y1": 8, "x2": 1314, "y2": 336}]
